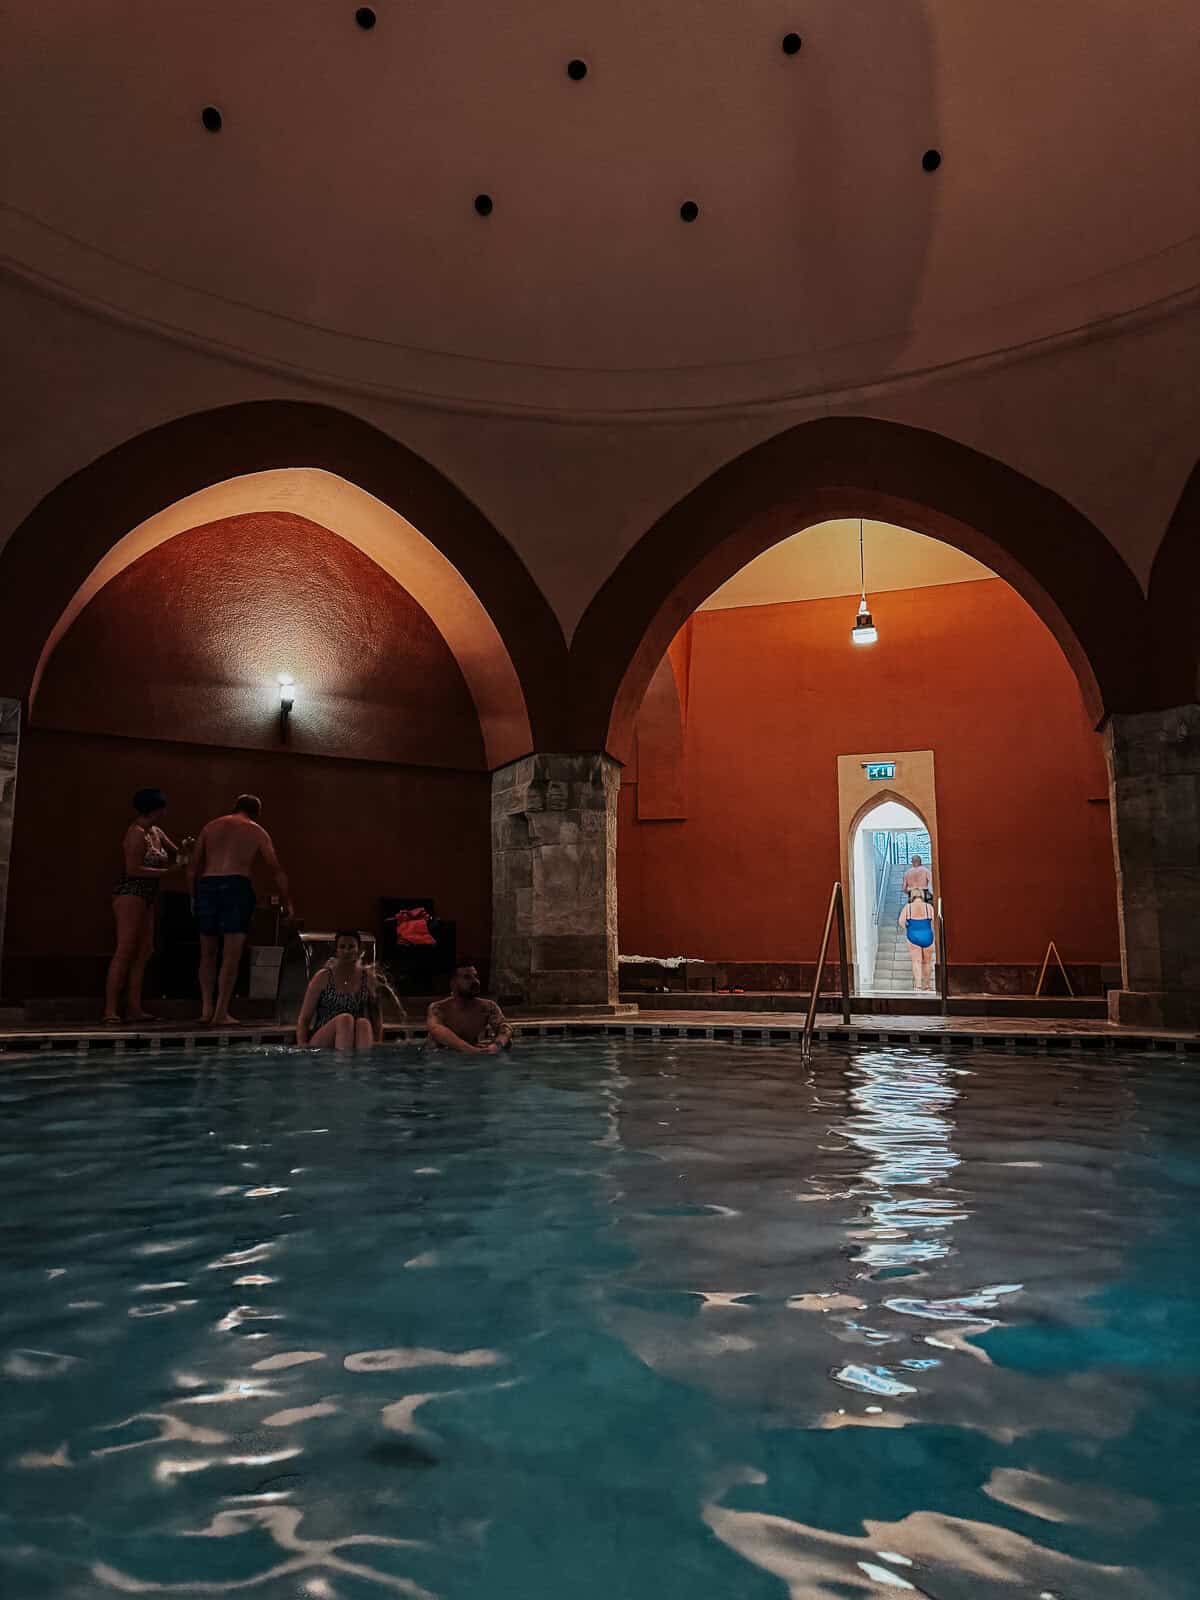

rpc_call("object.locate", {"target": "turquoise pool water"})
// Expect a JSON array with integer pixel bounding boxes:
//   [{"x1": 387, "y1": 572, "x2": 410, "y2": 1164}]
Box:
[{"x1": 0, "y1": 1043, "x2": 1196, "y2": 1598}]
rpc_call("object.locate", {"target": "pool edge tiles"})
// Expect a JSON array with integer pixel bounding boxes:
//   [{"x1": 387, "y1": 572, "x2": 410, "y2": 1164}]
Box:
[{"x1": 0, "y1": 1012, "x2": 1197, "y2": 1061}]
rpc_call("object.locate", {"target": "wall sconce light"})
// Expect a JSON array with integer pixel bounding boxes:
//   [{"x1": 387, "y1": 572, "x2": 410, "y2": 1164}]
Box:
[{"x1": 278, "y1": 673, "x2": 295, "y2": 735}]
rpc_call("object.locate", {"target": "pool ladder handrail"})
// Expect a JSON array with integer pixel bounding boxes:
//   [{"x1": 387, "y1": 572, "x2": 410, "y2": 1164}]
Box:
[
  {"x1": 936, "y1": 895, "x2": 949, "y2": 1017},
  {"x1": 801, "y1": 881, "x2": 853, "y2": 1059}
]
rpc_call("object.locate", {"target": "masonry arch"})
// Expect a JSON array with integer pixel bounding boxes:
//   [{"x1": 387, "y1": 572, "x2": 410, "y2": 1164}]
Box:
[
  {"x1": 568, "y1": 415, "x2": 1150, "y2": 758},
  {"x1": 0, "y1": 401, "x2": 568, "y2": 767}
]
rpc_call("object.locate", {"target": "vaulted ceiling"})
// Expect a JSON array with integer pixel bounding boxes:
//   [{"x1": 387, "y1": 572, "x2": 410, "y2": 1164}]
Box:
[{"x1": 5, "y1": 2, "x2": 1197, "y2": 413}]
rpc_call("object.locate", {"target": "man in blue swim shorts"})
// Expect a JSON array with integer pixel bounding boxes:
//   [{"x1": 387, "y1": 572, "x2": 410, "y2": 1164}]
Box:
[{"x1": 189, "y1": 795, "x2": 292, "y2": 1026}]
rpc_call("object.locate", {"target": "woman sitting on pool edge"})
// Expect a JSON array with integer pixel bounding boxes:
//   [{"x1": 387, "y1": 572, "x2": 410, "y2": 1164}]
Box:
[{"x1": 296, "y1": 930, "x2": 383, "y2": 1051}]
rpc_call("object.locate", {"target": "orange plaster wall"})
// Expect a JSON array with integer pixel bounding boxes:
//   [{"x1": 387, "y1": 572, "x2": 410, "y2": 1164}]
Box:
[
  {"x1": 34, "y1": 512, "x2": 485, "y2": 769},
  {"x1": 5, "y1": 513, "x2": 491, "y2": 996},
  {"x1": 633, "y1": 653, "x2": 687, "y2": 819},
  {"x1": 619, "y1": 578, "x2": 1119, "y2": 965}
]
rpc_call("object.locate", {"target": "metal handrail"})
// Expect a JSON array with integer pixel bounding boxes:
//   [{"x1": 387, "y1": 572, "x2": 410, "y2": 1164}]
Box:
[
  {"x1": 801, "y1": 881, "x2": 853, "y2": 1059},
  {"x1": 936, "y1": 896, "x2": 949, "y2": 1016},
  {"x1": 871, "y1": 846, "x2": 893, "y2": 926}
]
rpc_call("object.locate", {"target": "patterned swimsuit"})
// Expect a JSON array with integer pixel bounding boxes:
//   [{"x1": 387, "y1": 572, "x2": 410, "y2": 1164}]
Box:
[
  {"x1": 114, "y1": 829, "x2": 169, "y2": 902},
  {"x1": 312, "y1": 968, "x2": 371, "y2": 1030}
]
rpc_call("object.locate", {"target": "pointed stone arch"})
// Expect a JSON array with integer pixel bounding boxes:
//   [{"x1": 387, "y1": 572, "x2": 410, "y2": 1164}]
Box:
[
  {"x1": 567, "y1": 415, "x2": 1149, "y2": 755},
  {"x1": 846, "y1": 786, "x2": 932, "y2": 841},
  {"x1": 0, "y1": 401, "x2": 568, "y2": 767}
]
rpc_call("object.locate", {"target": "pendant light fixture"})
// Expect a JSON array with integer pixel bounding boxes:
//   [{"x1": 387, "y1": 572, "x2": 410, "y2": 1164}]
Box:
[{"x1": 850, "y1": 518, "x2": 878, "y2": 645}]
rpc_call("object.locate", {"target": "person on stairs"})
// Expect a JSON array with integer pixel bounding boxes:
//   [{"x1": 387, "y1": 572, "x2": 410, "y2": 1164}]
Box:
[
  {"x1": 902, "y1": 853, "x2": 932, "y2": 902},
  {"x1": 899, "y1": 892, "x2": 936, "y2": 991}
]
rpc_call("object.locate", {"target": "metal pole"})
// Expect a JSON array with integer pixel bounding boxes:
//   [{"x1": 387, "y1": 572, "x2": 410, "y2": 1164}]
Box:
[
  {"x1": 834, "y1": 881, "x2": 852, "y2": 1024},
  {"x1": 937, "y1": 896, "x2": 949, "y2": 1017},
  {"x1": 801, "y1": 882, "x2": 840, "y2": 1058}
]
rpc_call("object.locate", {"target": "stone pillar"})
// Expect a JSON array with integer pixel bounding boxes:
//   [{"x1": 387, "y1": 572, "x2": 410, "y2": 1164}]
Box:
[
  {"x1": 0, "y1": 698, "x2": 19, "y2": 999},
  {"x1": 491, "y1": 752, "x2": 621, "y2": 1010},
  {"x1": 1106, "y1": 704, "x2": 1200, "y2": 1029}
]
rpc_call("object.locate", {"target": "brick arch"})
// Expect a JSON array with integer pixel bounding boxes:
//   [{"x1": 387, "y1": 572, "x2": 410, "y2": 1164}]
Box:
[
  {"x1": 0, "y1": 401, "x2": 568, "y2": 765},
  {"x1": 568, "y1": 416, "x2": 1149, "y2": 755},
  {"x1": 1147, "y1": 457, "x2": 1200, "y2": 708}
]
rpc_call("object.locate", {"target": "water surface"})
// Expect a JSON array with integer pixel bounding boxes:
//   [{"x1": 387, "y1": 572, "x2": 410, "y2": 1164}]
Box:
[{"x1": 1, "y1": 1043, "x2": 1196, "y2": 1598}]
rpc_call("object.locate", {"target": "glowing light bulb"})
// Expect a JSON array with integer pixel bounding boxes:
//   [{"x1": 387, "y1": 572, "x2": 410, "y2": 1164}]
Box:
[{"x1": 851, "y1": 599, "x2": 878, "y2": 646}]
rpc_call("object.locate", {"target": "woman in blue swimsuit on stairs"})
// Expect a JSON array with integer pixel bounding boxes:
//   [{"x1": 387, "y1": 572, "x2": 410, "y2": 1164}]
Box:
[{"x1": 898, "y1": 891, "x2": 937, "y2": 992}]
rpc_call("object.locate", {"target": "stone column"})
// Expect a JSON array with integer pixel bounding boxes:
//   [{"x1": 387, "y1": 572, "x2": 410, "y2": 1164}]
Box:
[
  {"x1": 0, "y1": 697, "x2": 19, "y2": 999},
  {"x1": 1106, "y1": 704, "x2": 1200, "y2": 1029},
  {"x1": 491, "y1": 752, "x2": 621, "y2": 1010}
]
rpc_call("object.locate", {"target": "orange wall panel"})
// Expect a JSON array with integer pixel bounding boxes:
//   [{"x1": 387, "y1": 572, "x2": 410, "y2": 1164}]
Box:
[{"x1": 619, "y1": 579, "x2": 1118, "y2": 965}]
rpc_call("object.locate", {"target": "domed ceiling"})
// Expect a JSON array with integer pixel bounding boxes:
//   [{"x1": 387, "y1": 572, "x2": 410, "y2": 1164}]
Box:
[{"x1": 3, "y1": 2, "x2": 1197, "y2": 412}]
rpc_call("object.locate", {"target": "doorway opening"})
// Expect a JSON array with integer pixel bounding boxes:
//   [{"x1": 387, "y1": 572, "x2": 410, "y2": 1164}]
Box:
[{"x1": 851, "y1": 798, "x2": 933, "y2": 994}]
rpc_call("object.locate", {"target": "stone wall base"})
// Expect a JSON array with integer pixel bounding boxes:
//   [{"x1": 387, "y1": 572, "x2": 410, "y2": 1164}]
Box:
[
  {"x1": 1107, "y1": 989, "x2": 1200, "y2": 1030},
  {"x1": 509, "y1": 1003, "x2": 638, "y2": 1018},
  {"x1": 619, "y1": 958, "x2": 1118, "y2": 998}
]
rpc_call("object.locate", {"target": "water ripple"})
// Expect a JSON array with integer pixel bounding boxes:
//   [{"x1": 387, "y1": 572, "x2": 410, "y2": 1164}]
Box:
[{"x1": 0, "y1": 1043, "x2": 1194, "y2": 1597}]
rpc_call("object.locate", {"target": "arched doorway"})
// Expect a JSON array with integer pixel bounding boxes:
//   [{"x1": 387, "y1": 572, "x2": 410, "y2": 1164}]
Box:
[{"x1": 849, "y1": 796, "x2": 933, "y2": 995}]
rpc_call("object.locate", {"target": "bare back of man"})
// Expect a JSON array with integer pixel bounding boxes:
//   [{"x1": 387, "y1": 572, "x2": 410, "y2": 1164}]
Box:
[
  {"x1": 902, "y1": 856, "x2": 932, "y2": 899},
  {"x1": 190, "y1": 795, "x2": 291, "y2": 1026},
  {"x1": 197, "y1": 815, "x2": 269, "y2": 877}
]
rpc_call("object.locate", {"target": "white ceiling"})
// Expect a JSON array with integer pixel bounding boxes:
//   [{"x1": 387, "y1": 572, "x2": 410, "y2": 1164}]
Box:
[{"x1": 701, "y1": 520, "x2": 994, "y2": 610}]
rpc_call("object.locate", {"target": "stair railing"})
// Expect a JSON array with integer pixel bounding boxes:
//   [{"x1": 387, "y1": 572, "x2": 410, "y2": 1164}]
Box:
[
  {"x1": 801, "y1": 881, "x2": 853, "y2": 1059},
  {"x1": 871, "y1": 846, "x2": 893, "y2": 926},
  {"x1": 936, "y1": 895, "x2": 949, "y2": 1017}
]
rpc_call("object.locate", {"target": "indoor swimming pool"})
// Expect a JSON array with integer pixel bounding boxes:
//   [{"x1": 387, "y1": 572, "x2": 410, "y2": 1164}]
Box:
[{"x1": 1, "y1": 1042, "x2": 1196, "y2": 1598}]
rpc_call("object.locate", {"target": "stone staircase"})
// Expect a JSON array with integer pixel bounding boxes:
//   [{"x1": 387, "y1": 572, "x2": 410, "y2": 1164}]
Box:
[{"x1": 870, "y1": 862, "x2": 934, "y2": 993}]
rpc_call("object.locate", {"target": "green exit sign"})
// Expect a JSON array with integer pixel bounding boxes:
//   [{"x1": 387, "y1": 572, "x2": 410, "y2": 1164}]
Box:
[{"x1": 864, "y1": 761, "x2": 896, "y2": 781}]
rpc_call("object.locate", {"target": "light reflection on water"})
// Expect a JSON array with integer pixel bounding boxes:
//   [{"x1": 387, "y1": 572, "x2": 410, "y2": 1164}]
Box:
[
  {"x1": 841, "y1": 1054, "x2": 965, "y2": 1269},
  {"x1": 0, "y1": 1043, "x2": 1196, "y2": 1598}
]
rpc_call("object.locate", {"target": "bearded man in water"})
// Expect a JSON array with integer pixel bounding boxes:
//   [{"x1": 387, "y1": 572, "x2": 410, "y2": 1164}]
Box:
[
  {"x1": 189, "y1": 795, "x2": 292, "y2": 1025},
  {"x1": 426, "y1": 963, "x2": 513, "y2": 1055}
]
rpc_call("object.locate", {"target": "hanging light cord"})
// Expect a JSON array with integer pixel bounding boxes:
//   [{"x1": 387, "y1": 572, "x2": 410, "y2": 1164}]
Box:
[{"x1": 859, "y1": 518, "x2": 866, "y2": 599}]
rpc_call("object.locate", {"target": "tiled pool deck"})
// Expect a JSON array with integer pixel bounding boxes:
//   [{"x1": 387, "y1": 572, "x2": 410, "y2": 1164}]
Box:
[{"x1": 1, "y1": 1010, "x2": 1197, "y2": 1057}]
